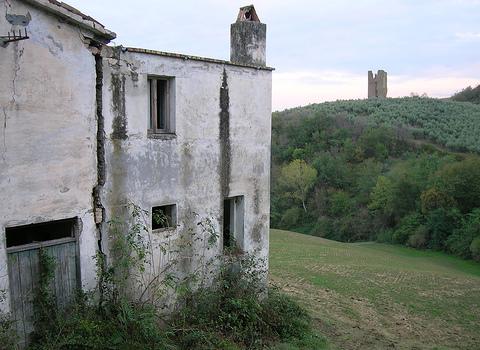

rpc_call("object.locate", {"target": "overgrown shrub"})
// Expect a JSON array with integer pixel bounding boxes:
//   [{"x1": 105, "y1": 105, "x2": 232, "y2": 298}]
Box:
[
  {"x1": 426, "y1": 208, "x2": 461, "y2": 251},
  {"x1": 376, "y1": 229, "x2": 394, "y2": 244},
  {"x1": 446, "y1": 209, "x2": 480, "y2": 259},
  {"x1": 470, "y1": 238, "x2": 480, "y2": 262},
  {"x1": 29, "y1": 295, "x2": 167, "y2": 350},
  {"x1": 0, "y1": 312, "x2": 18, "y2": 350},
  {"x1": 171, "y1": 254, "x2": 314, "y2": 349},
  {"x1": 281, "y1": 207, "x2": 303, "y2": 228},
  {"x1": 0, "y1": 288, "x2": 18, "y2": 349},
  {"x1": 309, "y1": 217, "x2": 333, "y2": 237},
  {"x1": 407, "y1": 225, "x2": 429, "y2": 249},
  {"x1": 434, "y1": 158, "x2": 480, "y2": 213},
  {"x1": 26, "y1": 204, "x2": 318, "y2": 350},
  {"x1": 393, "y1": 213, "x2": 424, "y2": 244}
]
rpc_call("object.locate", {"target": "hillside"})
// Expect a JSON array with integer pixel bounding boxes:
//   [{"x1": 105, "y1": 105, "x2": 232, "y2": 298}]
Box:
[
  {"x1": 271, "y1": 97, "x2": 480, "y2": 260},
  {"x1": 452, "y1": 84, "x2": 480, "y2": 105},
  {"x1": 275, "y1": 97, "x2": 480, "y2": 152},
  {"x1": 270, "y1": 229, "x2": 480, "y2": 350}
]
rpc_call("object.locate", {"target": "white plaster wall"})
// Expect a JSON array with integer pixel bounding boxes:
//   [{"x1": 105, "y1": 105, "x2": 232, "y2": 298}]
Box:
[
  {"x1": 228, "y1": 66, "x2": 271, "y2": 260},
  {"x1": 0, "y1": 0, "x2": 99, "y2": 312},
  {"x1": 101, "y1": 49, "x2": 272, "y2": 292}
]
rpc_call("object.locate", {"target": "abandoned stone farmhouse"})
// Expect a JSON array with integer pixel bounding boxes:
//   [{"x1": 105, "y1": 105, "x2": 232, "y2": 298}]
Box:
[{"x1": 0, "y1": 0, "x2": 272, "y2": 344}]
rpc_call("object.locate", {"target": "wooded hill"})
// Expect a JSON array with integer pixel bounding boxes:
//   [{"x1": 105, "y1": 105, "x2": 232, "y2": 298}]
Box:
[
  {"x1": 271, "y1": 97, "x2": 480, "y2": 261},
  {"x1": 452, "y1": 84, "x2": 480, "y2": 105}
]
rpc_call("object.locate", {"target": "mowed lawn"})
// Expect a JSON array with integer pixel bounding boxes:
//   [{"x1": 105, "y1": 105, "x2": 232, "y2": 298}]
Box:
[{"x1": 269, "y1": 229, "x2": 480, "y2": 350}]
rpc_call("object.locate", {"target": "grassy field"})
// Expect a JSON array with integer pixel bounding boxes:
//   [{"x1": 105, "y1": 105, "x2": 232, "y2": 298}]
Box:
[{"x1": 269, "y1": 229, "x2": 480, "y2": 350}]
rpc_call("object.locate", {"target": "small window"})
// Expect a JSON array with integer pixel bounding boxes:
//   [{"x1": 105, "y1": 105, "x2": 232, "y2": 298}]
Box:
[
  {"x1": 5, "y1": 218, "x2": 77, "y2": 248},
  {"x1": 152, "y1": 205, "x2": 177, "y2": 230},
  {"x1": 148, "y1": 77, "x2": 175, "y2": 134},
  {"x1": 223, "y1": 196, "x2": 245, "y2": 251}
]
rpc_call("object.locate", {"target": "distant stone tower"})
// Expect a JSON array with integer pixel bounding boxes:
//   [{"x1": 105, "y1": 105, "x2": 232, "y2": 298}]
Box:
[
  {"x1": 368, "y1": 70, "x2": 388, "y2": 98},
  {"x1": 230, "y1": 5, "x2": 266, "y2": 67}
]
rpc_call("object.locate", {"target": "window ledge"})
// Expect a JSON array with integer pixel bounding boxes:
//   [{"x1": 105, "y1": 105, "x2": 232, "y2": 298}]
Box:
[
  {"x1": 147, "y1": 131, "x2": 177, "y2": 140},
  {"x1": 152, "y1": 227, "x2": 177, "y2": 234}
]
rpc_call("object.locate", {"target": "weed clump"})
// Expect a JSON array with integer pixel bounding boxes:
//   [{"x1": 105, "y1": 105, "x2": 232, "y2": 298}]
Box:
[{"x1": 172, "y1": 255, "x2": 313, "y2": 349}]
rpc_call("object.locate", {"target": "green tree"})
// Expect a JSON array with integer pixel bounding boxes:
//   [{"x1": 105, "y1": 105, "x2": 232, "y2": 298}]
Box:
[
  {"x1": 434, "y1": 157, "x2": 480, "y2": 213},
  {"x1": 420, "y1": 187, "x2": 456, "y2": 213},
  {"x1": 279, "y1": 159, "x2": 317, "y2": 213},
  {"x1": 368, "y1": 176, "x2": 395, "y2": 217}
]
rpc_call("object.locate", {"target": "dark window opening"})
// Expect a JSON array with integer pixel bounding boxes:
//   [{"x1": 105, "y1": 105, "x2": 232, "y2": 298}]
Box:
[
  {"x1": 152, "y1": 205, "x2": 177, "y2": 230},
  {"x1": 6, "y1": 218, "x2": 76, "y2": 248},
  {"x1": 149, "y1": 77, "x2": 174, "y2": 133},
  {"x1": 223, "y1": 196, "x2": 245, "y2": 251},
  {"x1": 223, "y1": 199, "x2": 233, "y2": 249}
]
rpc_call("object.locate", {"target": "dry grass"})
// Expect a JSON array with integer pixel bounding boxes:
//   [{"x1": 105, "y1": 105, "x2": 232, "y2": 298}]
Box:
[{"x1": 269, "y1": 229, "x2": 480, "y2": 350}]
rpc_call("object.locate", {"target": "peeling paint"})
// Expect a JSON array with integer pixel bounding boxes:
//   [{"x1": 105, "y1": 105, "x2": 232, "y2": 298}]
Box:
[
  {"x1": 46, "y1": 34, "x2": 64, "y2": 55},
  {"x1": 5, "y1": 12, "x2": 31, "y2": 26},
  {"x1": 12, "y1": 45, "x2": 23, "y2": 105}
]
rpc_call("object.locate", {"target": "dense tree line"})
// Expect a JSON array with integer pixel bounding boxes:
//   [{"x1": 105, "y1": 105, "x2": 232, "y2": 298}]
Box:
[
  {"x1": 452, "y1": 84, "x2": 480, "y2": 105},
  {"x1": 271, "y1": 98, "x2": 480, "y2": 261}
]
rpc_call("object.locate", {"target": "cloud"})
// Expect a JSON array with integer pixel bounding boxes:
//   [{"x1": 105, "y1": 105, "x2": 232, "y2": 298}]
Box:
[{"x1": 455, "y1": 32, "x2": 480, "y2": 41}]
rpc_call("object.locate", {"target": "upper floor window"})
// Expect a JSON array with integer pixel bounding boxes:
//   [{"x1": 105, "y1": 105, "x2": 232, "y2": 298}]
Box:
[{"x1": 148, "y1": 77, "x2": 175, "y2": 134}]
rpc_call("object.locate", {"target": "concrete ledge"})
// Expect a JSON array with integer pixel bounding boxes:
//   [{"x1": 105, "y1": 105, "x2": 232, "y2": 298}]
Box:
[{"x1": 126, "y1": 47, "x2": 275, "y2": 71}]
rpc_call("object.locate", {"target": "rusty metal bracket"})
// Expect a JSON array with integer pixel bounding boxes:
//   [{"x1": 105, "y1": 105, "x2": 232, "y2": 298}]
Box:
[{"x1": 0, "y1": 28, "x2": 29, "y2": 45}]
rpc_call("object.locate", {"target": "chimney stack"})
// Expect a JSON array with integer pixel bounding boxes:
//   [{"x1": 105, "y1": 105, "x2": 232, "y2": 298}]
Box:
[{"x1": 230, "y1": 5, "x2": 266, "y2": 67}]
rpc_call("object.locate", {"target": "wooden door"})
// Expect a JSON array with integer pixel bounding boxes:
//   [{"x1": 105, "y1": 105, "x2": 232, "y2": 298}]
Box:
[{"x1": 7, "y1": 238, "x2": 79, "y2": 348}]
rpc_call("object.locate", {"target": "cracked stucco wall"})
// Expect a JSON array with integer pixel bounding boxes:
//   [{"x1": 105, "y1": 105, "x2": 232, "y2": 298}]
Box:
[
  {"x1": 0, "y1": 0, "x2": 99, "y2": 312},
  {"x1": 101, "y1": 50, "x2": 272, "y2": 290},
  {"x1": 0, "y1": 0, "x2": 271, "y2": 313}
]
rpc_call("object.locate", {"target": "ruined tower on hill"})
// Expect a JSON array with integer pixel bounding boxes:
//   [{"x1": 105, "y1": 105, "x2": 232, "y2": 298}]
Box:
[{"x1": 368, "y1": 70, "x2": 388, "y2": 98}]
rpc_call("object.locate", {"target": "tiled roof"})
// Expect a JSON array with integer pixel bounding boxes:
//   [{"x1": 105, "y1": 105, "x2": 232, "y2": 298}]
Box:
[{"x1": 22, "y1": 0, "x2": 116, "y2": 41}]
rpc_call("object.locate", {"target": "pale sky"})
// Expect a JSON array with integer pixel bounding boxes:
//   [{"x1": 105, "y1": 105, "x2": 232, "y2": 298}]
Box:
[{"x1": 66, "y1": 0, "x2": 480, "y2": 111}]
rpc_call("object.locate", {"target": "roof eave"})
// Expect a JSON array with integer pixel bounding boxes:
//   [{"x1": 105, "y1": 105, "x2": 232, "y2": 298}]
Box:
[
  {"x1": 21, "y1": 0, "x2": 116, "y2": 42},
  {"x1": 125, "y1": 47, "x2": 275, "y2": 71}
]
